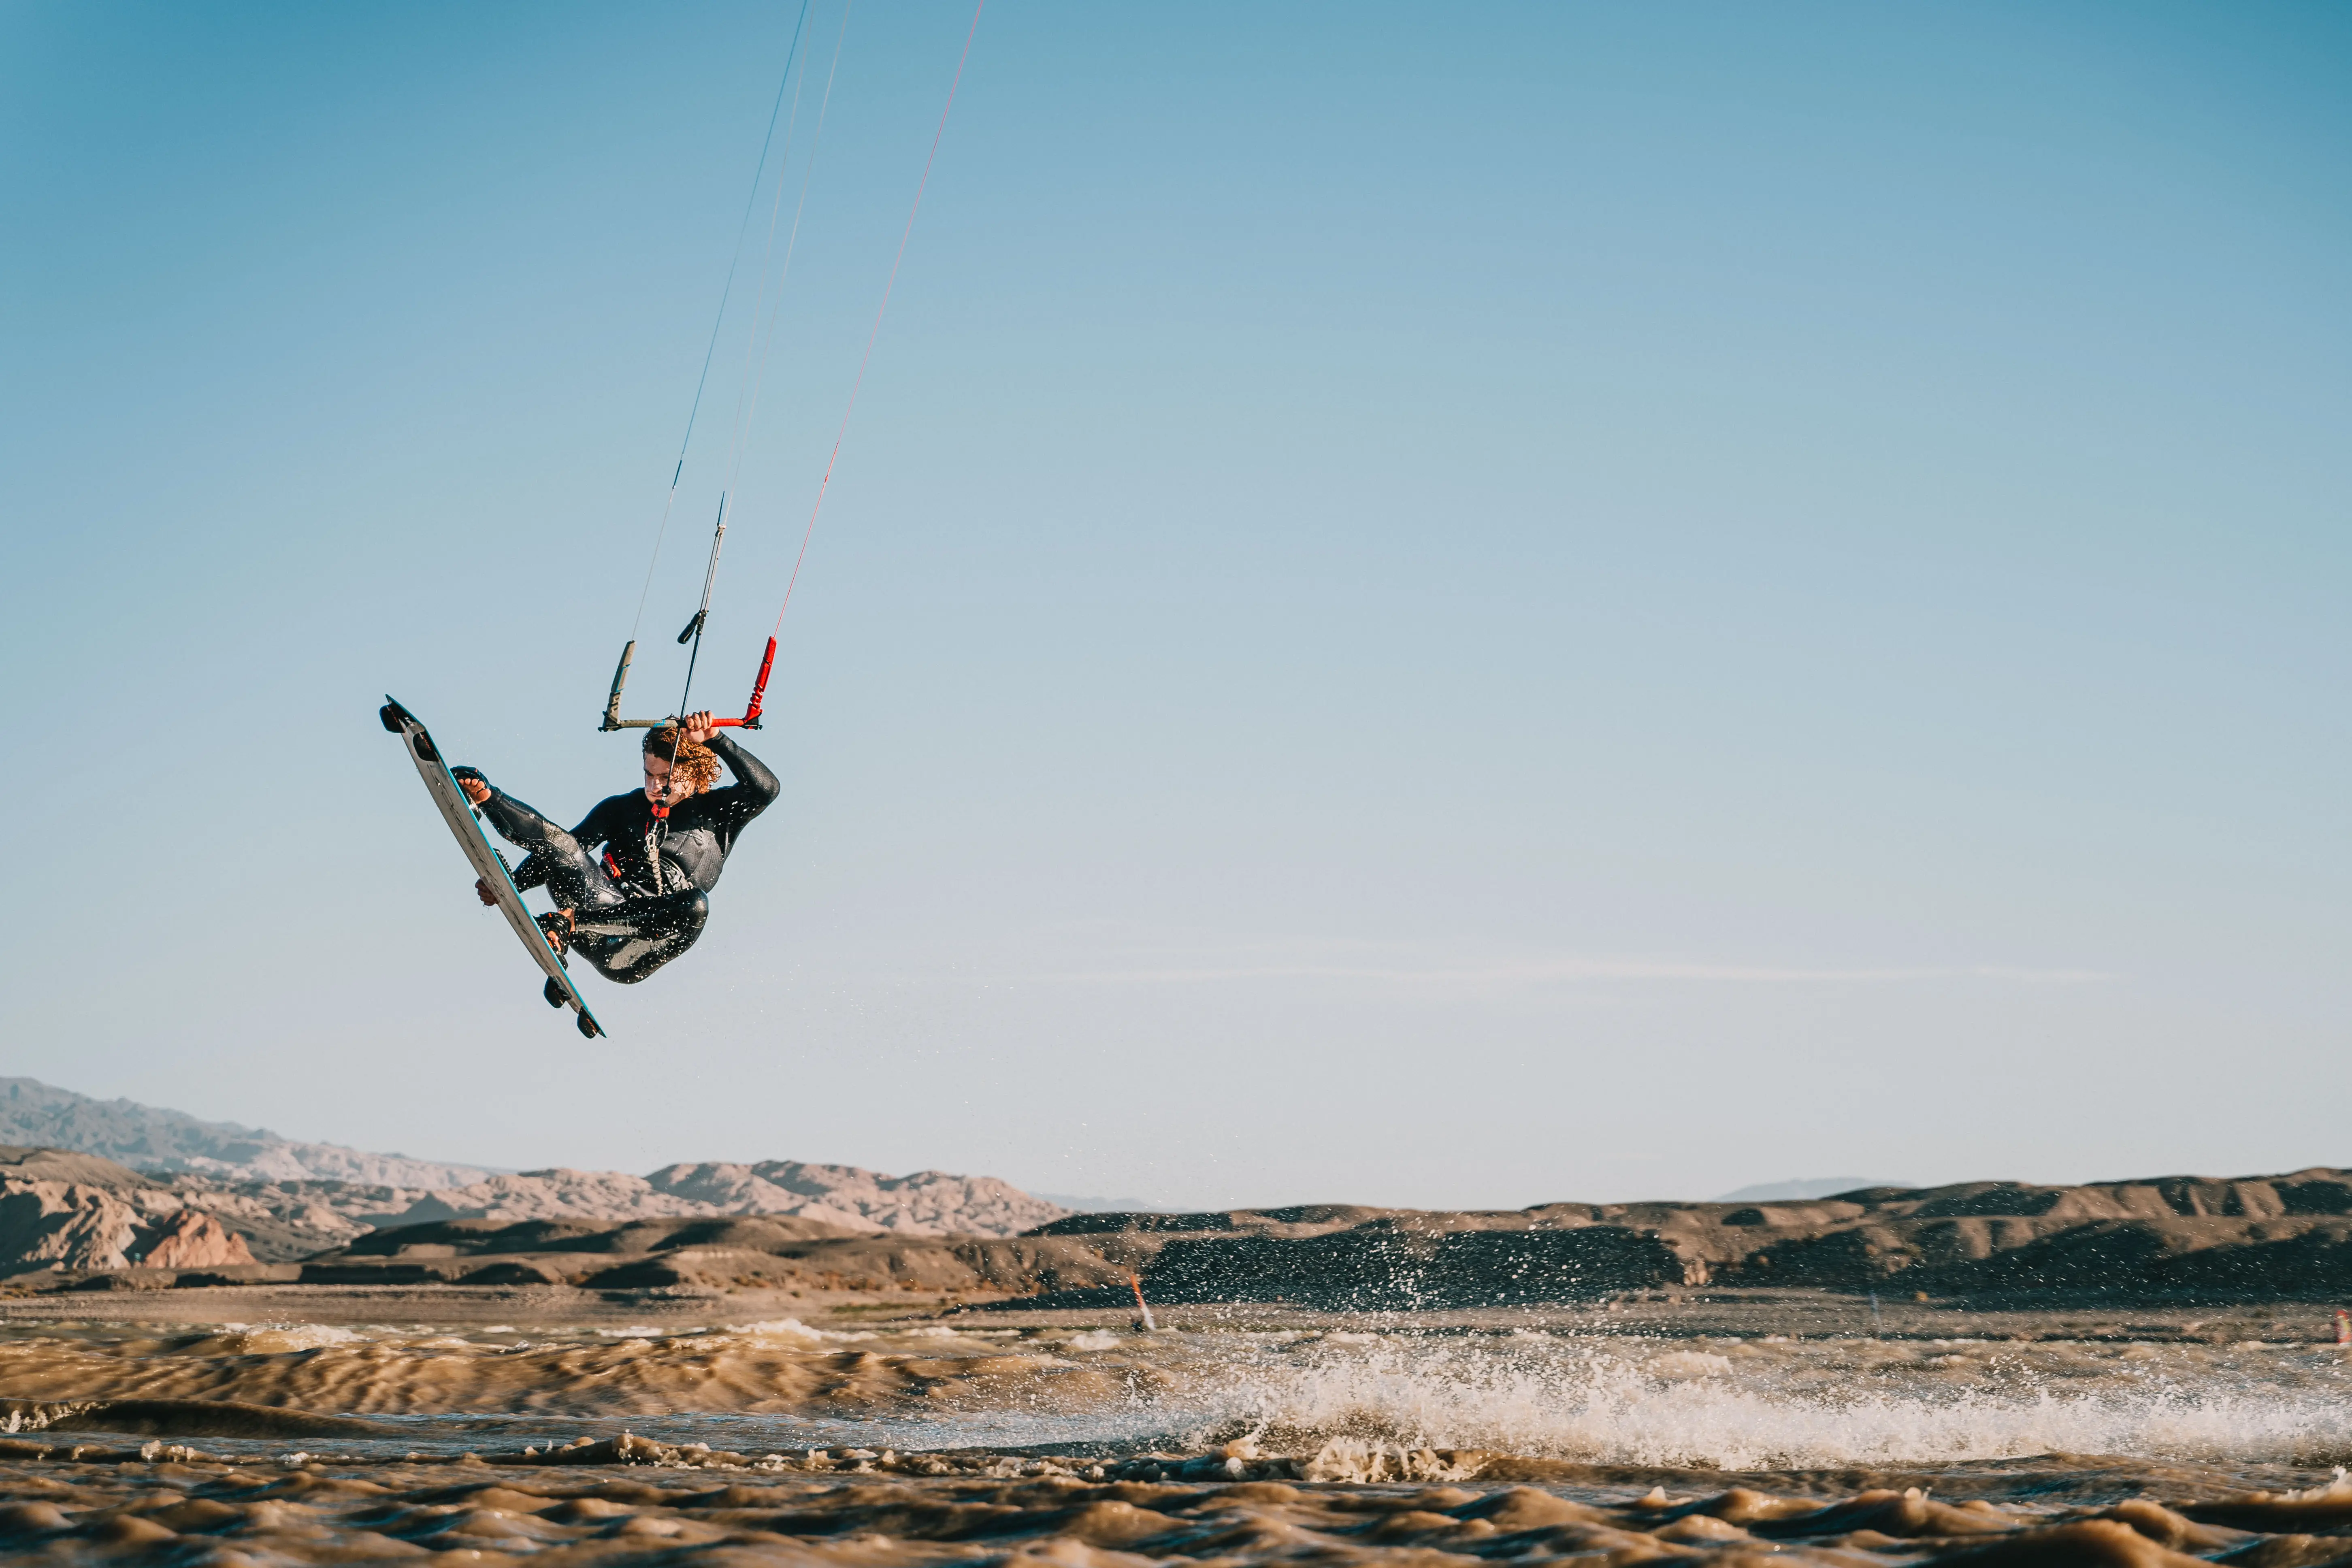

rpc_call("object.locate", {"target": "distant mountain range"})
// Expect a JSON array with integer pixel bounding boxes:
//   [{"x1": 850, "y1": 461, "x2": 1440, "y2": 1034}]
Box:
[
  {"x1": 1, "y1": 1077, "x2": 1913, "y2": 1229},
  {"x1": 0, "y1": 1078, "x2": 1072, "y2": 1264},
  {"x1": 1714, "y1": 1177, "x2": 1907, "y2": 1202},
  {"x1": 1035, "y1": 1193, "x2": 1174, "y2": 1213},
  {"x1": 381, "y1": 1162, "x2": 1068, "y2": 1237},
  {"x1": 0, "y1": 1076, "x2": 497, "y2": 1187}
]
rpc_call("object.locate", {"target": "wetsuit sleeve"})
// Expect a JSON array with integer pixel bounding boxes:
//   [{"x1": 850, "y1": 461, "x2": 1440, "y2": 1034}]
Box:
[{"x1": 703, "y1": 733, "x2": 779, "y2": 827}]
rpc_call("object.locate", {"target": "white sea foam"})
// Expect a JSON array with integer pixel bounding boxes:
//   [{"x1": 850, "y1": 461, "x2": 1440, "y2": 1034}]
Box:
[
  {"x1": 726, "y1": 1318, "x2": 879, "y2": 1344},
  {"x1": 1173, "y1": 1334, "x2": 2352, "y2": 1469}
]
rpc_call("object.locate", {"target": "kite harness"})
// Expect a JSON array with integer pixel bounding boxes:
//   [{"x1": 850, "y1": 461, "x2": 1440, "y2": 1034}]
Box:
[{"x1": 461, "y1": 734, "x2": 779, "y2": 984}]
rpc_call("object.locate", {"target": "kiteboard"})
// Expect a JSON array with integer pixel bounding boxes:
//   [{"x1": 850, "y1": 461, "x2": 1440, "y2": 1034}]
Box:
[{"x1": 379, "y1": 697, "x2": 605, "y2": 1038}]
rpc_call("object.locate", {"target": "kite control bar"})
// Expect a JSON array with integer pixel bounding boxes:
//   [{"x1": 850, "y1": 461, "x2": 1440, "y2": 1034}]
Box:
[{"x1": 599, "y1": 635, "x2": 775, "y2": 731}]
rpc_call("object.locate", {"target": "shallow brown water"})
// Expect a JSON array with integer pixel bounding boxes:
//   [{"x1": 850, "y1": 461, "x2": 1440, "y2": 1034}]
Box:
[{"x1": 5, "y1": 1314, "x2": 2352, "y2": 1562}]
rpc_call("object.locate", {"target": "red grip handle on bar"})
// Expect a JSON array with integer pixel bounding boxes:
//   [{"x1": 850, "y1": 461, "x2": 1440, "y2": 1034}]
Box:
[
  {"x1": 699, "y1": 639, "x2": 778, "y2": 729},
  {"x1": 745, "y1": 637, "x2": 777, "y2": 725}
]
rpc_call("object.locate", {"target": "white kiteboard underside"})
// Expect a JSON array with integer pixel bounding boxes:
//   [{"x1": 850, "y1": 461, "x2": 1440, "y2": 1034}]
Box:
[{"x1": 381, "y1": 696, "x2": 605, "y2": 1038}]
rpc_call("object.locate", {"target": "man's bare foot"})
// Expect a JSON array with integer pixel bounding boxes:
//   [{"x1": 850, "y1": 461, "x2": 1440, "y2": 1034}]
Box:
[{"x1": 535, "y1": 910, "x2": 575, "y2": 955}]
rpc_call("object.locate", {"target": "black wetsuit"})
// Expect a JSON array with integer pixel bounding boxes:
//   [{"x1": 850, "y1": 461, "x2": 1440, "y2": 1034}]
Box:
[{"x1": 460, "y1": 733, "x2": 778, "y2": 985}]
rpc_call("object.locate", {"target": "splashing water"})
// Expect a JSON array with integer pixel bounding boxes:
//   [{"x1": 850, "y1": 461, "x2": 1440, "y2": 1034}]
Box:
[
  {"x1": 1174, "y1": 1333, "x2": 2352, "y2": 1469},
  {"x1": 4, "y1": 1318, "x2": 2351, "y2": 1469}
]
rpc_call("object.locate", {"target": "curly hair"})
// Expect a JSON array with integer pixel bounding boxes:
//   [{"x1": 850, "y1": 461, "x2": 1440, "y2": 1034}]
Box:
[{"x1": 643, "y1": 724, "x2": 722, "y2": 794}]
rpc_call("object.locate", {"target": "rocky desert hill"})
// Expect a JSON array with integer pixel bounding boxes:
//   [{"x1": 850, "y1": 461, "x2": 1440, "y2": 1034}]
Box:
[
  {"x1": 0, "y1": 1080, "x2": 1073, "y2": 1263},
  {"x1": 398, "y1": 1161, "x2": 1068, "y2": 1234},
  {"x1": 12, "y1": 1080, "x2": 2348, "y2": 1308},
  {"x1": 0, "y1": 1144, "x2": 1072, "y2": 1276},
  {"x1": 0, "y1": 1148, "x2": 256, "y2": 1274},
  {"x1": 285, "y1": 1214, "x2": 1132, "y2": 1297},
  {"x1": 165, "y1": 1162, "x2": 1071, "y2": 1260},
  {"x1": 28, "y1": 1156, "x2": 2352, "y2": 1310}
]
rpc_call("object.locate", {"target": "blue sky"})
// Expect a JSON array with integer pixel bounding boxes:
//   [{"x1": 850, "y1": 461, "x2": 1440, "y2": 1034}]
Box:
[{"x1": 2, "y1": 2, "x2": 2346, "y2": 1207}]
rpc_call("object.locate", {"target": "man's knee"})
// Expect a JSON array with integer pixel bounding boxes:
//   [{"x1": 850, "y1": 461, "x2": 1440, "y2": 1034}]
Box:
[{"x1": 659, "y1": 890, "x2": 709, "y2": 936}]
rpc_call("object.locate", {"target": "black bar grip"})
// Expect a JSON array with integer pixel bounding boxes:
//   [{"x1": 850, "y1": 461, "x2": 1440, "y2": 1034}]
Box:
[
  {"x1": 599, "y1": 641, "x2": 637, "y2": 732},
  {"x1": 677, "y1": 610, "x2": 706, "y2": 646}
]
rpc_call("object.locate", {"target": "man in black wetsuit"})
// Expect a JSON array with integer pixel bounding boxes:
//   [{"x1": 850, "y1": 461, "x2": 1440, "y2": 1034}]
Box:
[{"x1": 450, "y1": 711, "x2": 778, "y2": 984}]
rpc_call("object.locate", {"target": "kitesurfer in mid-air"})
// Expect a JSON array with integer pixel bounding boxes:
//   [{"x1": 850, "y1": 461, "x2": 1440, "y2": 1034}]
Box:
[{"x1": 450, "y1": 712, "x2": 778, "y2": 984}]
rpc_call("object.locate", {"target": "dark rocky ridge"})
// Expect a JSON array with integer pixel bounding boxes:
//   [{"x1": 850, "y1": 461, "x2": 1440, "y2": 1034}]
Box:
[
  {"x1": 247, "y1": 1215, "x2": 1133, "y2": 1297},
  {"x1": 1021, "y1": 1167, "x2": 2352, "y2": 1307}
]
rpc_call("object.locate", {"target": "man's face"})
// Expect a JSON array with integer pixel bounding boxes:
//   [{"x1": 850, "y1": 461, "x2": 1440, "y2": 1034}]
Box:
[{"x1": 642, "y1": 752, "x2": 692, "y2": 807}]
